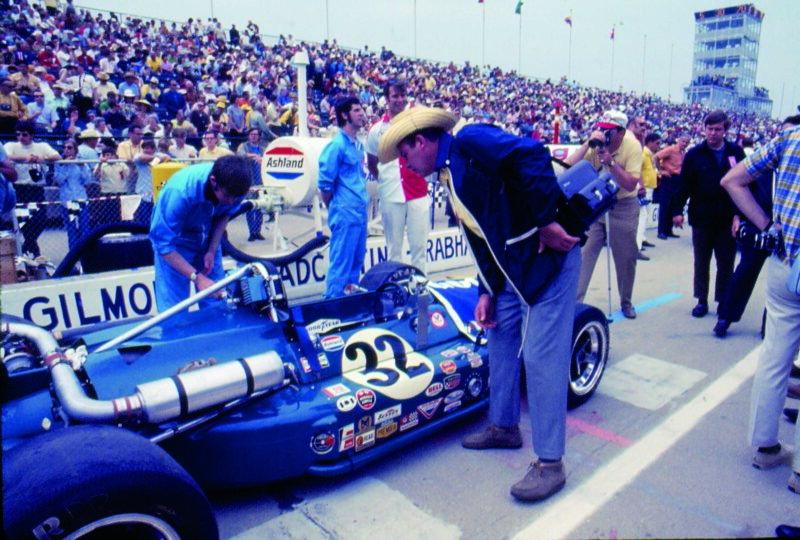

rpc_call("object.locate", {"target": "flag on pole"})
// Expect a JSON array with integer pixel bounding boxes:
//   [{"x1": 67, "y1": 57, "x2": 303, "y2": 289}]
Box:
[
  {"x1": 564, "y1": 16, "x2": 572, "y2": 26},
  {"x1": 515, "y1": 0, "x2": 524, "y2": 15},
  {"x1": 610, "y1": 27, "x2": 615, "y2": 40}
]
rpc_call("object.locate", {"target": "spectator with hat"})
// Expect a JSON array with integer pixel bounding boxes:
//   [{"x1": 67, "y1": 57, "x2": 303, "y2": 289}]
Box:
[
  {"x1": 565, "y1": 109, "x2": 643, "y2": 319},
  {"x1": 93, "y1": 72, "x2": 117, "y2": 104},
  {"x1": 118, "y1": 71, "x2": 141, "y2": 99},
  {"x1": 377, "y1": 105, "x2": 580, "y2": 502},
  {"x1": 0, "y1": 76, "x2": 28, "y2": 135}
]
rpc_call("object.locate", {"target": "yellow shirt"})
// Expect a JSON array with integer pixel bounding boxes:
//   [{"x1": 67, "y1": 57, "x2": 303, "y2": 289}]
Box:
[
  {"x1": 199, "y1": 146, "x2": 233, "y2": 159},
  {"x1": 642, "y1": 147, "x2": 658, "y2": 189},
  {"x1": 586, "y1": 131, "x2": 642, "y2": 199}
]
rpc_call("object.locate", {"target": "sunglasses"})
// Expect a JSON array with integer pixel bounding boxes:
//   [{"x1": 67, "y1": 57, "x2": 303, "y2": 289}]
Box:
[{"x1": 15, "y1": 131, "x2": 31, "y2": 136}]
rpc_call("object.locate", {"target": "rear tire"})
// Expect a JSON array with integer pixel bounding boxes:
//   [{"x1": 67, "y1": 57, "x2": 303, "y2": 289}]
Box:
[
  {"x1": 3, "y1": 425, "x2": 218, "y2": 540},
  {"x1": 568, "y1": 304, "x2": 610, "y2": 409}
]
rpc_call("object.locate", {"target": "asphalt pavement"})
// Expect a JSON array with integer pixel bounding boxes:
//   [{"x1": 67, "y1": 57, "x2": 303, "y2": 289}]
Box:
[{"x1": 208, "y1": 226, "x2": 799, "y2": 540}]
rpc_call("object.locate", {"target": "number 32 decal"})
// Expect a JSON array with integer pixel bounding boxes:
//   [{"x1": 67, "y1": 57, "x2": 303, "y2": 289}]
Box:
[{"x1": 342, "y1": 329, "x2": 434, "y2": 400}]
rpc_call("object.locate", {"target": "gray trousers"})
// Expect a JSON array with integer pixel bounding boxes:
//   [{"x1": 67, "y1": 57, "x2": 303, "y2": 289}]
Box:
[{"x1": 576, "y1": 196, "x2": 640, "y2": 309}]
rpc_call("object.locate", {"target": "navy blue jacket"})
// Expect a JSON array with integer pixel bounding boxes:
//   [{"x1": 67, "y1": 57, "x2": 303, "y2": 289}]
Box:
[
  {"x1": 674, "y1": 139, "x2": 746, "y2": 227},
  {"x1": 436, "y1": 124, "x2": 564, "y2": 304}
]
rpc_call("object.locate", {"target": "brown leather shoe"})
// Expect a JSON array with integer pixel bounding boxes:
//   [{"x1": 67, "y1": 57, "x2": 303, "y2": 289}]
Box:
[
  {"x1": 462, "y1": 424, "x2": 523, "y2": 450},
  {"x1": 510, "y1": 460, "x2": 566, "y2": 501}
]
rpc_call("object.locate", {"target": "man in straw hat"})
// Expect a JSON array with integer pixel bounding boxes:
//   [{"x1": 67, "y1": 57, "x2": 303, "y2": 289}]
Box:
[{"x1": 378, "y1": 106, "x2": 581, "y2": 502}]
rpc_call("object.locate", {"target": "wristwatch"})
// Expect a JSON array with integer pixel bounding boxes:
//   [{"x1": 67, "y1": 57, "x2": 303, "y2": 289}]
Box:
[
  {"x1": 607, "y1": 159, "x2": 616, "y2": 168},
  {"x1": 189, "y1": 271, "x2": 198, "y2": 282}
]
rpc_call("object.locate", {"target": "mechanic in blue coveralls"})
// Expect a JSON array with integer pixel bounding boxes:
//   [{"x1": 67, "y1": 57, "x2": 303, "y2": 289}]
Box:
[
  {"x1": 149, "y1": 155, "x2": 252, "y2": 311},
  {"x1": 378, "y1": 107, "x2": 581, "y2": 503},
  {"x1": 317, "y1": 96, "x2": 368, "y2": 299}
]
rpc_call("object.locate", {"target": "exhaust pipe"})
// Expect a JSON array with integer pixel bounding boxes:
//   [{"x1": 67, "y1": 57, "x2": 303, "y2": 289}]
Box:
[{"x1": 3, "y1": 319, "x2": 287, "y2": 425}]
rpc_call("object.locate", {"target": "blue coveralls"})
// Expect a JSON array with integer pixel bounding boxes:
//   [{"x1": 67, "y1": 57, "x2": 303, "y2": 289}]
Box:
[
  {"x1": 318, "y1": 130, "x2": 368, "y2": 299},
  {"x1": 149, "y1": 163, "x2": 243, "y2": 311}
]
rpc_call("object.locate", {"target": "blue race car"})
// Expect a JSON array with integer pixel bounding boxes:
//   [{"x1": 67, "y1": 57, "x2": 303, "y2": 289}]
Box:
[{"x1": 2, "y1": 261, "x2": 609, "y2": 540}]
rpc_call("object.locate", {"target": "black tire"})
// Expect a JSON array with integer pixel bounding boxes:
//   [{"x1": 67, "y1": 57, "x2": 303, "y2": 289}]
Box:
[
  {"x1": 568, "y1": 304, "x2": 610, "y2": 409},
  {"x1": 359, "y1": 261, "x2": 424, "y2": 291},
  {"x1": 53, "y1": 222, "x2": 151, "y2": 278},
  {"x1": 3, "y1": 425, "x2": 218, "y2": 540}
]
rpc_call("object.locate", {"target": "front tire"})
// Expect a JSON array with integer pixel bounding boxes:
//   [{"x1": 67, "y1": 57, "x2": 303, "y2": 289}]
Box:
[
  {"x1": 3, "y1": 425, "x2": 218, "y2": 540},
  {"x1": 568, "y1": 304, "x2": 610, "y2": 409}
]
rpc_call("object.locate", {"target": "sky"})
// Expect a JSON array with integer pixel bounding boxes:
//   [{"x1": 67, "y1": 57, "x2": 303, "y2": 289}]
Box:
[{"x1": 77, "y1": 0, "x2": 800, "y2": 119}]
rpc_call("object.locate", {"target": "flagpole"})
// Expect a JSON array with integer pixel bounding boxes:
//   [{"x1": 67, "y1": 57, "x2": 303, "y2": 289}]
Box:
[
  {"x1": 668, "y1": 42, "x2": 674, "y2": 99},
  {"x1": 413, "y1": 0, "x2": 417, "y2": 57},
  {"x1": 567, "y1": 10, "x2": 573, "y2": 81},
  {"x1": 518, "y1": 10, "x2": 522, "y2": 73},
  {"x1": 325, "y1": 0, "x2": 330, "y2": 41},
  {"x1": 610, "y1": 24, "x2": 616, "y2": 90},
  {"x1": 641, "y1": 34, "x2": 647, "y2": 94},
  {"x1": 481, "y1": 1, "x2": 486, "y2": 68}
]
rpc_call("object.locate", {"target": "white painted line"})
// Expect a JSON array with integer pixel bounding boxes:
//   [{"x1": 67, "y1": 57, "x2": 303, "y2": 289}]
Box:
[
  {"x1": 513, "y1": 345, "x2": 760, "y2": 540},
  {"x1": 231, "y1": 476, "x2": 461, "y2": 540},
  {"x1": 598, "y1": 353, "x2": 707, "y2": 410}
]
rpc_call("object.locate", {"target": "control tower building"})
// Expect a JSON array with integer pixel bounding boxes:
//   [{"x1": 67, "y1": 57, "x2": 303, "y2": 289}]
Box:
[{"x1": 684, "y1": 4, "x2": 772, "y2": 116}]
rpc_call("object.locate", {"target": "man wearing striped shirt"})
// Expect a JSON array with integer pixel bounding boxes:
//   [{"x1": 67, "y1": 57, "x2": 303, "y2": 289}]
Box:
[{"x1": 722, "y1": 122, "x2": 800, "y2": 495}]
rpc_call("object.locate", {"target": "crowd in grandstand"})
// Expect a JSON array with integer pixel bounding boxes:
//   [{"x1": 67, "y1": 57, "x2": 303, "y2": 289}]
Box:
[{"x1": 0, "y1": 0, "x2": 782, "y2": 156}]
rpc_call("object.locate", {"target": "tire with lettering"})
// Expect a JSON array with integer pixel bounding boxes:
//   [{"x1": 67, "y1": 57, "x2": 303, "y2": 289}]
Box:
[
  {"x1": 3, "y1": 425, "x2": 218, "y2": 540},
  {"x1": 568, "y1": 304, "x2": 610, "y2": 409}
]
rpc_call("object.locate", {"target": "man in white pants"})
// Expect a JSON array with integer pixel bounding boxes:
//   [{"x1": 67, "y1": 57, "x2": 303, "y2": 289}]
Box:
[{"x1": 366, "y1": 80, "x2": 430, "y2": 274}]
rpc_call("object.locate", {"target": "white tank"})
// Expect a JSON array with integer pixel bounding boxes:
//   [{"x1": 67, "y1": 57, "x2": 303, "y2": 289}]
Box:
[{"x1": 261, "y1": 136, "x2": 333, "y2": 207}]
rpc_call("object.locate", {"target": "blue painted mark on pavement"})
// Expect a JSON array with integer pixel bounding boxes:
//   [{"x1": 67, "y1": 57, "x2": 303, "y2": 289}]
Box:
[{"x1": 608, "y1": 292, "x2": 683, "y2": 322}]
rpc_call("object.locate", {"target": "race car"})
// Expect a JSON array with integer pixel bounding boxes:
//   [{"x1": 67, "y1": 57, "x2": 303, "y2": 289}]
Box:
[{"x1": 2, "y1": 261, "x2": 609, "y2": 540}]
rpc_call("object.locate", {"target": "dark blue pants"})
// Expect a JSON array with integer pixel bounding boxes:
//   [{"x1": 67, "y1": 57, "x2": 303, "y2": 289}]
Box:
[{"x1": 718, "y1": 243, "x2": 770, "y2": 322}]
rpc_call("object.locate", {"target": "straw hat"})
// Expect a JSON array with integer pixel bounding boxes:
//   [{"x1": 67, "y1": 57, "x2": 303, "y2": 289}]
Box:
[
  {"x1": 377, "y1": 106, "x2": 456, "y2": 164},
  {"x1": 79, "y1": 129, "x2": 101, "y2": 139}
]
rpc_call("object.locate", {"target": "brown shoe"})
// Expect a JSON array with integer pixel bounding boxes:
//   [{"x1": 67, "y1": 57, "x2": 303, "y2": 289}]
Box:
[
  {"x1": 510, "y1": 460, "x2": 566, "y2": 501},
  {"x1": 462, "y1": 424, "x2": 523, "y2": 450}
]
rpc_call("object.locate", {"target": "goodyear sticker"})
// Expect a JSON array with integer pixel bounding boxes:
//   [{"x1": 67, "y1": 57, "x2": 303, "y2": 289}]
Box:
[{"x1": 306, "y1": 318, "x2": 342, "y2": 336}]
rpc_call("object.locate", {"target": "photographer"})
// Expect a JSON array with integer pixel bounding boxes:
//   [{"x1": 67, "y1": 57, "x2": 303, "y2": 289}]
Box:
[
  {"x1": 378, "y1": 107, "x2": 580, "y2": 503},
  {"x1": 565, "y1": 110, "x2": 642, "y2": 319}
]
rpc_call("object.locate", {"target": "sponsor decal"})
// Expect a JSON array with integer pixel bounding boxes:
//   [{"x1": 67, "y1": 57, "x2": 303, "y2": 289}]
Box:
[
  {"x1": 430, "y1": 311, "x2": 446, "y2": 329},
  {"x1": 425, "y1": 382, "x2": 444, "y2": 397},
  {"x1": 444, "y1": 374, "x2": 461, "y2": 390},
  {"x1": 399, "y1": 411, "x2": 419, "y2": 432},
  {"x1": 468, "y1": 353, "x2": 484, "y2": 368},
  {"x1": 467, "y1": 373, "x2": 484, "y2": 398},
  {"x1": 355, "y1": 429, "x2": 375, "y2": 452},
  {"x1": 323, "y1": 383, "x2": 350, "y2": 398},
  {"x1": 263, "y1": 146, "x2": 304, "y2": 181},
  {"x1": 456, "y1": 346, "x2": 471, "y2": 354},
  {"x1": 339, "y1": 424, "x2": 355, "y2": 452},
  {"x1": 376, "y1": 421, "x2": 398, "y2": 439},
  {"x1": 440, "y1": 349, "x2": 459, "y2": 358},
  {"x1": 318, "y1": 352, "x2": 330, "y2": 369},
  {"x1": 321, "y1": 335, "x2": 345, "y2": 352},
  {"x1": 444, "y1": 400, "x2": 462, "y2": 413},
  {"x1": 356, "y1": 388, "x2": 377, "y2": 410},
  {"x1": 336, "y1": 395, "x2": 357, "y2": 413},
  {"x1": 444, "y1": 390, "x2": 465, "y2": 404},
  {"x1": 439, "y1": 360, "x2": 457, "y2": 374},
  {"x1": 299, "y1": 356, "x2": 312, "y2": 373},
  {"x1": 305, "y1": 318, "x2": 342, "y2": 336},
  {"x1": 357, "y1": 415, "x2": 374, "y2": 433},
  {"x1": 374, "y1": 404, "x2": 402, "y2": 424},
  {"x1": 310, "y1": 432, "x2": 335, "y2": 455},
  {"x1": 417, "y1": 398, "x2": 443, "y2": 419}
]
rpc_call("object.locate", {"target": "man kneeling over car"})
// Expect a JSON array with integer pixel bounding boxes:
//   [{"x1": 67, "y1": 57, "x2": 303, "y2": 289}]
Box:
[{"x1": 150, "y1": 155, "x2": 252, "y2": 311}]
